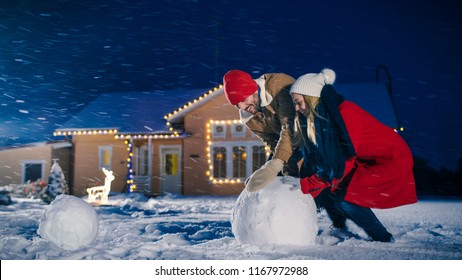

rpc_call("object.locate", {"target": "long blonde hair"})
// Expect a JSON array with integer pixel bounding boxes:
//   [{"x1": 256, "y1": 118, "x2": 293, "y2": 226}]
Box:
[{"x1": 294, "y1": 95, "x2": 321, "y2": 146}]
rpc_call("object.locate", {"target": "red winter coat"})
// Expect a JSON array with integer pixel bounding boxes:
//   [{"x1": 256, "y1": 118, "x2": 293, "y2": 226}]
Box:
[
  {"x1": 301, "y1": 100, "x2": 417, "y2": 209},
  {"x1": 340, "y1": 101, "x2": 417, "y2": 208}
]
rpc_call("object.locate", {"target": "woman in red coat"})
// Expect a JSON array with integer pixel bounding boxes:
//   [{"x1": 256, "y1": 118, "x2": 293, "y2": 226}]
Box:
[{"x1": 289, "y1": 68, "x2": 417, "y2": 242}]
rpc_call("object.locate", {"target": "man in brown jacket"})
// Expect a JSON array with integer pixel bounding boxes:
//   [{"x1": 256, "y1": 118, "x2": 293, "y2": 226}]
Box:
[{"x1": 223, "y1": 70, "x2": 300, "y2": 192}]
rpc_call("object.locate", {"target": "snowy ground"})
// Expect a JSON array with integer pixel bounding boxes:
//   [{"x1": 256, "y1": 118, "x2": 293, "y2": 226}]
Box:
[{"x1": 1, "y1": 192, "x2": 462, "y2": 260}]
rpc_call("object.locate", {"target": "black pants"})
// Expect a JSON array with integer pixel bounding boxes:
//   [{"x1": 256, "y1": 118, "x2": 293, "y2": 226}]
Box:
[{"x1": 315, "y1": 169, "x2": 393, "y2": 242}]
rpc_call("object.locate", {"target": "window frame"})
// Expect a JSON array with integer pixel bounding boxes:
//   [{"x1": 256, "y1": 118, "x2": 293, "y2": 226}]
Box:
[
  {"x1": 211, "y1": 123, "x2": 227, "y2": 138},
  {"x1": 135, "y1": 144, "x2": 149, "y2": 176},
  {"x1": 209, "y1": 141, "x2": 267, "y2": 181},
  {"x1": 98, "y1": 145, "x2": 113, "y2": 171},
  {"x1": 231, "y1": 123, "x2": 246, "y2": 138},
  {"x1": 21, "y1": 160, "x2": 45, "y2": 183}
]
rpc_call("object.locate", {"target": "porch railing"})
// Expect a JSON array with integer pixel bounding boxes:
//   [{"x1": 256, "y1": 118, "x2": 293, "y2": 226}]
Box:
[{"x1": 132, "y1": 176, "x2": 151, "y2": 194}]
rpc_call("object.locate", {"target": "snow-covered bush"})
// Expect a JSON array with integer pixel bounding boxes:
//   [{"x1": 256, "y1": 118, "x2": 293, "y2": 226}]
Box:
[
  {"x1": 40, "y1": 161, "x2": 69, "y2": 204},
  {"x1": 0, "y1": 180, "x2": 46, "y2": 199},
  {"x1": 0, "y1": 190, "x2": 13, "y2": 205}
]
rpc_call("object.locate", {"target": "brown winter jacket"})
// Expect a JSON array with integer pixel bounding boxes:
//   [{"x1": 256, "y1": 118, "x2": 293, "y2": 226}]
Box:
[{"x1": 241, "y1": 73, "x2": 296, "y2": 163}]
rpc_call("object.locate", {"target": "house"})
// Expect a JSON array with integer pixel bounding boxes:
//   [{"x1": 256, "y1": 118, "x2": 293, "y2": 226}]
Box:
[
  {"x1": 53, "y1": 86, "x2": 267, "y2": 197},
  {"x1": 0, "y1": 141, "x2": 72, "y2": 187}
]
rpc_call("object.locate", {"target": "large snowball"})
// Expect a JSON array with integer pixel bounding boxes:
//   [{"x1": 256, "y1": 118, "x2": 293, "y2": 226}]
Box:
[
  {"x1": 231, "y1": 177, "x2": 318, "y2": 246},
  {"x1": 38, "y1": 195, "x2": 99, "y2": 250}
]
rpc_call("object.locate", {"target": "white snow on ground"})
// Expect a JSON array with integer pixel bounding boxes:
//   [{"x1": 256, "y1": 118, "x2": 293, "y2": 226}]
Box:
[{"x1": 0, "y1": 191, "x2": 461, "y2": 260}]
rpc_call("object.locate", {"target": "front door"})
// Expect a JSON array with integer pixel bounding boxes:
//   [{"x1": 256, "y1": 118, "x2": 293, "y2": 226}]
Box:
[{"x1": 159, "y1": 145, "x2": 182, "y2": 194}]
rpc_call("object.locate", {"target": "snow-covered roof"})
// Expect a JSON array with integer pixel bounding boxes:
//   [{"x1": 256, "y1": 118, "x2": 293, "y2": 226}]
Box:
[
  {"x1": 54, "y1": 82, "x2": 398, "y2": 137},
  {"x1": 164, "y1": 86, "x2": 223, "y2": 124},
  {"x1": 0, "y1": 140, "x2": 72, "y2": 152},
  {"x1": 55, "y1": 89, "x2": 211, "y2": 135}
]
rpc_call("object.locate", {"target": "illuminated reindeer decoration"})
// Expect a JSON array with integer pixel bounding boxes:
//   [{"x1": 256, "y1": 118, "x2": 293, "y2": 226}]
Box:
[{"x1": 86, "y1": 168, "x2": 114, "y2": 204}]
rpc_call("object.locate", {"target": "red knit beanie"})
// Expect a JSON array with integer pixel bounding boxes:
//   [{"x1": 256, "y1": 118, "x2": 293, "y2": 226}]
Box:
[{"x1": 223, "y1": 70, "x2": 258, "y2": 105}]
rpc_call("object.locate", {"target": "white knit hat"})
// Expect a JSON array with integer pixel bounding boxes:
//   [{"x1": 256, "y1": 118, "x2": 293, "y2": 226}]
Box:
[{"x1": 290, "y1": 68, "x2": 336, "y2": 97}]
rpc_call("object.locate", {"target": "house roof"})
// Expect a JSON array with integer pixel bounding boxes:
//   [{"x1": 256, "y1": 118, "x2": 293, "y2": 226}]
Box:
[
  {"x1": 165, "y1": 86, "x2": 223, "y2": 125},
  {"x1": 54, "y1": 81, "x2": 399, "y2": 137},
  {"x1": 55, "y1": 88, "x2": 211, "y2": 135},
  {"x1": 0, "y1": 140, "x2": 72, "y2": 152},
  {"x1": 162, "y1": 82, "x2": 399, "y2": 129}
]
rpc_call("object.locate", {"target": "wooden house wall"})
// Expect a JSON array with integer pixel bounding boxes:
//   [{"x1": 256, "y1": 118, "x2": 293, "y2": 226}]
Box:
[
  {"x1": 0, "y1": 144, "x2": 71, "y2": 188},
  {"x1": 71, "y1": 134, "x2": 127, "y2": 196},
  {"x1": 0, "y1": 145, "x2": 52, "y2": 186}
]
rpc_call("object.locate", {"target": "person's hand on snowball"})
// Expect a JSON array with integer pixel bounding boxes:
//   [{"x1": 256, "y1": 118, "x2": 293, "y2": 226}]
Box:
[
  {"x1": 281, "y1": 176, "x2": 301, "y2": 191},
  {"x1": 245, "y1": 158, "x2": 284, "y2": 192}
]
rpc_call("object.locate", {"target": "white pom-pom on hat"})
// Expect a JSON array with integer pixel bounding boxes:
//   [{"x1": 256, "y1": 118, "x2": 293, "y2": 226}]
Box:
[
  {"x1": 290, "y1": 68, "x2": 336, "y2": 97},
  {"x1": 321, "y1": 68, "x2": 336, "y2": 85}
]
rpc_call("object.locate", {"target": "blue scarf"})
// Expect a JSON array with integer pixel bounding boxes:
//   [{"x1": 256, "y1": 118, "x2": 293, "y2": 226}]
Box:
[{"x1": 300, "y1": 85, "x2": 356, "y2": 182}]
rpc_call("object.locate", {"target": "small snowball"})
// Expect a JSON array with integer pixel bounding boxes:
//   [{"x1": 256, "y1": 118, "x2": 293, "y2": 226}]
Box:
[
  {"x1": 38, "y1": 195, "x2": 99, "y2": 250},
  {"x1": 231, "y1": 177, "x2": 318, "y2": 246}
]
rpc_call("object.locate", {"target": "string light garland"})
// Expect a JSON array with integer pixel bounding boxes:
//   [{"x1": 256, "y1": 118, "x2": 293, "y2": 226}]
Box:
[
  {"x1": 123, "y1": 139, "x2": 136, "y2": 192},
  {"x1": 114, "y1": 131, "x2": 181, "y2": 140},
  {"x1": 164, "y1": 85, "x2": 223, "y2": 128},
  {"x1": 53, "y1": 129, "x2": 118, "y2": 136}
]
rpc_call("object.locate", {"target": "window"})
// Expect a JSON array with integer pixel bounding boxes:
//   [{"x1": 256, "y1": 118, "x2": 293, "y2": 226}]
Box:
[
  {"x1": 232, "y1": 146, "x2": 247, "y2": 178},
  {"x1": 252, "y1": 145, "x2": 267, "y2": 172},
  {"x1": 212, "y1": 123, "x2": 226, "y2": 138},
  {"x1": 165, "y1": 153, "x2": 179, "y2": 175},
  {"x1": 212, "y1": 146, "x2": 227, "y2": 178},
  {"x1": 22, "y1": 161, "x2": 44, "y2": 183},
  {"x1": 231, "y1": 123, "x2": 246, "y2": 138},
  {"x1": 135, "y1": 145, "x2": 149, "y2": 176},
  {"x1": 209, "y1": 141, "x2": 267, "y2": 181},
  {"x1": 98, "y1": 146, "x2": 112, "y2": 170}
]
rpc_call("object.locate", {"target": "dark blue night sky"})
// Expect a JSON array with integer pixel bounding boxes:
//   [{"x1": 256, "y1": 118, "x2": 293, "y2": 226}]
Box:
[{"x1": 1, "y1": 0, "x2": 461, "y2": 170}]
